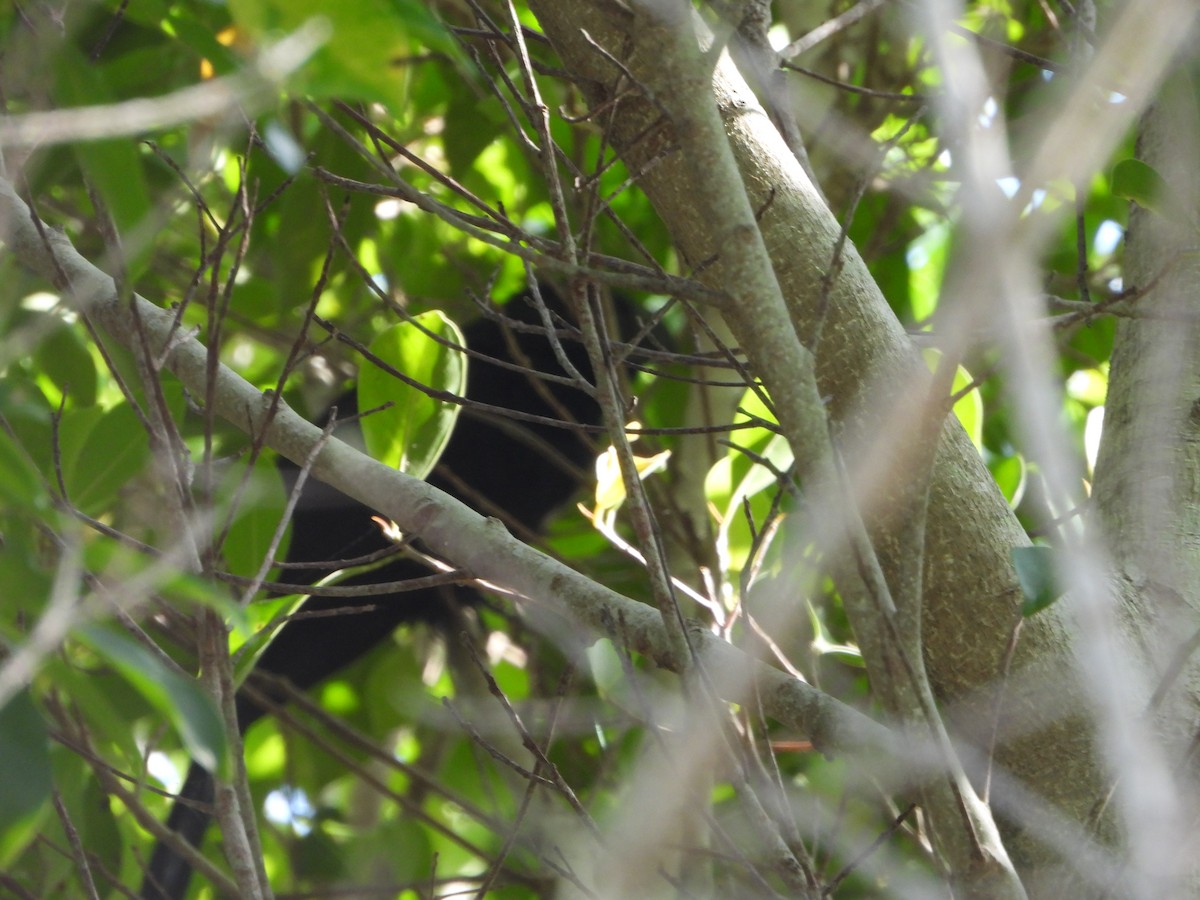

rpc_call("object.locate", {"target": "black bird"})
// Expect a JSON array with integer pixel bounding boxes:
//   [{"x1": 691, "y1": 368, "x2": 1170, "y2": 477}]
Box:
[{"x1": 141, "y1": 290, "x2": 609, "y2": 900}]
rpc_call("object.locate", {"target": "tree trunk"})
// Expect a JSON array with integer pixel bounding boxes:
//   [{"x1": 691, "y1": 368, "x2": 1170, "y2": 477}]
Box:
[
  {"x1": 1088, "y1": 67, "x2": 1200, "y2": 893},
  {"x1": 532, "y1": 0, "x2": 1108, "y2": 888}
]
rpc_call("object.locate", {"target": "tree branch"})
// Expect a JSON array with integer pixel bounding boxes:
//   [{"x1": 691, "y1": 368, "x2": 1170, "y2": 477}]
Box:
[{"x1": 0, "y1": 172, "x2": 890, "y2": 773}]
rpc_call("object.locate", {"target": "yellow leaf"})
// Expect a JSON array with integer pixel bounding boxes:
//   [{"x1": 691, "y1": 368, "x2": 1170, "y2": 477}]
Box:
[{"x1": 593, "y1": 425, "x2": 671, "y2": 513}]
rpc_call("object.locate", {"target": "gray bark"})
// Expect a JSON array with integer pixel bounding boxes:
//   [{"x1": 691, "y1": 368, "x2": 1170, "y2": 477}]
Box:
[{"x1": 529, "y1": 0, "x2": 1106, "y2": 888}]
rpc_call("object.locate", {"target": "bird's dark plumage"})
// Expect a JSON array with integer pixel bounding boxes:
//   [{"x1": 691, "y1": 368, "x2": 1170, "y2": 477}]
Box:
[{"x1": 140, "y1": 291, "x2": 607, "y2": 900}]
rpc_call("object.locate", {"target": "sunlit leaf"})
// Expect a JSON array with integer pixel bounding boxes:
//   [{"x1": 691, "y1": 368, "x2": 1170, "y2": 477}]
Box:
[
  {"x1": 705, "y1": 387, "x2": 793, "y2": 577},
  {"x1": 907, "y1": 218, "x2": 951, "y2": 323},
  {"x1": 923, "y1": 349, "x2": 984, "y2": 449},
  {"x1": 594, "y1": 425, "x2": 672, "y2": 513},
  {"x1": 358, "y1": 310, "x2": 466, "y2": 480},
  {"x1": 807, "y1": 599, "x2": 865, "y2": 667},
  {"x1": 990, "y1": 454, "x2": 1027, "y2": 507},
  {"x1": 233, "y1": 591, "x2": 311, "y2": 687}
]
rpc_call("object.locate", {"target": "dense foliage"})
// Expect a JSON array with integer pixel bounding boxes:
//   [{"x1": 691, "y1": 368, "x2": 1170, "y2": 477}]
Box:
[{"x1": 0, "y1": 1, "x2": 1196, "y2": 898}]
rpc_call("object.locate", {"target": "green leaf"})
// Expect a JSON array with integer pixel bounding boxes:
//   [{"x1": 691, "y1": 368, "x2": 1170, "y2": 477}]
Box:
[
  {"x1": 806, "y1": 598, "x2": 865, "y2": 667},
  {"x1": 166, "y1": 10, "x2": 242, "y2": 79},
  {"x1": 950, "y1": 368, "x2": 984, "y2": 449},
  {"x1": 31, "y1": 316, "x2": 98, "y2": 408},
  {"x1": 53, "y1": 43, "x2": 153, "y2": 276},
  {"x1": 232, "y1": 591, "x2": 309, "y2": 687},
  {"x1": 75, "y1": 625, "x2": 227, "y2": 776},
  {"x1": 907, "y1": 218, "x2": 951, "y2": 323},
  {"x1": 1111, "y1": 158, "x2": 1193, "y2": 225},
  {"x1": 990, "y1": 454, "x2": 1027, "y2": 507},
  {"x1": 46, "y1": 663, "x2": 146, "y2": 771},
  {"x1": 704, "y1": 386, "x2": 793, "y2": 577},
  {"x1": 78, "y1": 767, "x2": 123, "y2": 877},
  {"x1": 0, "y1": 517, "x2": 54, "y2": 625},
  {"x1": 358, "y1": 310, "x2": 466, "y2": 480},
  {"x1": 923, "y1": 349, "x2": 983, "y2": 449},
  {"x1": 213, "y1": 452, "x2": 289, "y2": 581},
  {"x1": 1012, "y1": 545, "x2": 1064, "y2": 617},
  {"x1": 42, "y1": 746, "x2": 124, "y2": 879},
  {"x1": 0, "y1": 414, "x2": 46, "y2": 508},
  {"x1": 59, "y1": 402, "x2": 150, "y2": 517},
  {"x1": 0, "y1": 691, "x2": 53, "y2": 860},
  {"x1": 234, "y1": 545, "x2": 418, "y2": 687},
  {"x1": 443, "y1": 89, "x2": 500, "y2": 178},
  {"x1": 227, "y1": 0, "x2": 466, "y2": 111}
]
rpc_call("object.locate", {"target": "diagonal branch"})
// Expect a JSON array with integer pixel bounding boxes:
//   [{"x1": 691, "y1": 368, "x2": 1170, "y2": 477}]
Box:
[{"x1": 0, "y1": 172, "x2": 890, "y2": 773}]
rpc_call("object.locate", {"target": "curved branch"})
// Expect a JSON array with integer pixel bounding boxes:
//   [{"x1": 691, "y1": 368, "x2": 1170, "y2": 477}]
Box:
[{"x1": 0, "y1": 174, "x2": 889, "y2": 768}]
